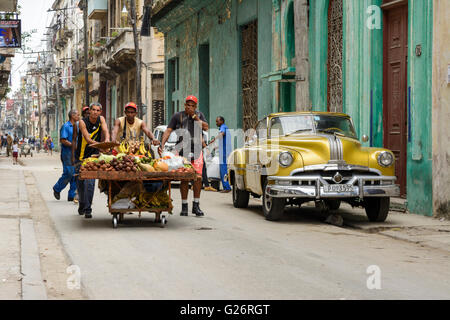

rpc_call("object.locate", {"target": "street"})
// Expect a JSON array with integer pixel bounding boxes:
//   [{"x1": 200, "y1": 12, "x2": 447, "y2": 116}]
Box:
[{"x1": 1, "y1": 151, "x2": 449, "y2": 300}]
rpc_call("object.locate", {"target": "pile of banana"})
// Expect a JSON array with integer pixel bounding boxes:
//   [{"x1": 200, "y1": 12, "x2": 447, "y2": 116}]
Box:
[
  {"x1": 133, "y1": 188, "x2": 171, "y2": 209},
  {"x1": 118, "y1": 137, "x2": 152, "y2": 157}
]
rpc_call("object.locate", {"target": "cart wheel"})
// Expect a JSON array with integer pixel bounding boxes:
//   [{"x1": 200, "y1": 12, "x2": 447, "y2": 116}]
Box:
[
  {"x1": 31, "y1": 152, "x2": 33, "y2": 157},
  {"x1": 112, "y1": 215, "x2": 118, "y2": 228},
  {"x1": 160, "y1": 216, "x2": 167, "y2": 228},
  {"x1": 118, "y1": 213, "x2": 124, "y2": 223}
]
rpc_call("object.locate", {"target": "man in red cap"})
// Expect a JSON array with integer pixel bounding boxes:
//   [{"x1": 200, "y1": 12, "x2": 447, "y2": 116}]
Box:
[
  {"x1": 160, "y1": 95, "x2": 209, "y2": 216},
  {"x1": 111, "y1": 101, "x2": 159, "y2": 147}
]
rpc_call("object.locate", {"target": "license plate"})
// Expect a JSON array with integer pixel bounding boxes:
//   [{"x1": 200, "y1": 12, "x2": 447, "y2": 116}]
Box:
[{"x1": 323, "y1": 184, "x2": 354, "y2": 193}]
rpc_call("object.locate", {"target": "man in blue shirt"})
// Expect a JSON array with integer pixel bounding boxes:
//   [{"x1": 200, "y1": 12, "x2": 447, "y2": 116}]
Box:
[
  {"x1": 53, "y1": 110, "x2": 79, "y2": 201},
  {"x1": 209, "y1": 116, "x2": 232, "y2": 193}
]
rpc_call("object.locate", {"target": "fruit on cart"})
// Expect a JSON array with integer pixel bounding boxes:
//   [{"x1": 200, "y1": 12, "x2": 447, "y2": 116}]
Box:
[
  {"x1": 138, "y1": 163, "x2": 156, "y2": 172},
  {"x1": 153, "y1": 160, "x2": 169, "y2": 172}
]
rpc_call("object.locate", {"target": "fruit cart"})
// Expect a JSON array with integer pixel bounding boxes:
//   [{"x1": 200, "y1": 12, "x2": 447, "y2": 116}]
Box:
[{"x1": 79, "y1": 170, "x2": 196, "y2": 228}]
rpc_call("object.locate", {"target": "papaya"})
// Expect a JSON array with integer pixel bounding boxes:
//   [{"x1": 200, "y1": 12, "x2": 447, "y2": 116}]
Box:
[
  {"x1": 138, "y1": 163, "x2": 156, "y2": 172},
  {"x1": 153, "y1": 161, "x2": 169, "y2": 172}
]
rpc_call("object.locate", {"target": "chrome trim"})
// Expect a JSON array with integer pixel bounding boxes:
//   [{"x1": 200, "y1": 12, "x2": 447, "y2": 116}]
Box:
[
  {"x1": 266, "y1": 184, "x2": 400, "y2": 199},
  {"x1": 289, "y1": 163, "x2": 382, "y2": 176},
  {"x1": 266, "y1": 174, "x2": 399, "y2": 199},
  {"x1": 377, "y1": 151, "x2": 394, "y2": 168},
  {"x1": 278, "y1": 151, "x2": 293, "y2": 167}
]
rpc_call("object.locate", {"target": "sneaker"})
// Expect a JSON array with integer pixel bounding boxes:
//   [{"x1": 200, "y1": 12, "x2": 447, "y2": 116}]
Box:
[
  {"x1": 53, "y1": 189, "x2": 60, "y2": 200},
  {"x1": 204, "y1": 186, "x2": 217, "y2": 192},
  {"x1": 68, "y1": 198, "x2": 74, "y2": 202},
  {"x1": 220, "y1": 189, "x2": 231, "y2": 193},
  {"x1": 85, "y1": 213, "x2": 92, "y2": 219}
]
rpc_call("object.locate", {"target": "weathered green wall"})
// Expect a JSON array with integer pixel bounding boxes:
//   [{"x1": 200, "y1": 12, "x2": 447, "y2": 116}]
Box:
[
  {"x1": 160, "y1": 0, "x2": 272, "y2": 132},
  {"x1": 406, "y1": 0, "x2": 433, "y2": 216},
  {"x1": 308, "y1": 0, "x2": 433, "y2": 215},
  {"x1": 308, "y1": 0, "x2": 328, "y2": 112}
]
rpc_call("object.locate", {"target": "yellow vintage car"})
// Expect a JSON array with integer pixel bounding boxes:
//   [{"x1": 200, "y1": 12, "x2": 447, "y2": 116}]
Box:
[{"x1": 227, "y1": 112, "x2": 400, "y2": 222}]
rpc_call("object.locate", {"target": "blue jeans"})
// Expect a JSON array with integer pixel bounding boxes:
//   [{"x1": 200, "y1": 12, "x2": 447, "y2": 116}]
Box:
[
  {"x1": 220, "y1": 163, "x2": 231, "y2": 191},
  {"x1": 53, "y1": 152, "x2": 77, "y2": 199},
  {"x1": 75, "y1": 161, "x2": 95, "y2": 214}
]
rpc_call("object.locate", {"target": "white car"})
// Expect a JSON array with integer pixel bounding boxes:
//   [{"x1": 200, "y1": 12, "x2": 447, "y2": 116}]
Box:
[{"x1": 152, "y1": 125, "x2": 222, "y2": 190}]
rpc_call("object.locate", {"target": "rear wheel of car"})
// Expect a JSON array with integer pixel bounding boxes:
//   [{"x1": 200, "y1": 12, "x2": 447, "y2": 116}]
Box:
[
  {"x1": 364, "y1": 197, "x2": 390, "y2": 222},
  {"x1": 325, "y1": 200, "x2": 341, "y2": 211},
  {"x1": 232, "y1": 174, "x2": 249, "y2": 208},
  {"x1": 262, "y1": 180, "x2": 285, "y2": 221}
]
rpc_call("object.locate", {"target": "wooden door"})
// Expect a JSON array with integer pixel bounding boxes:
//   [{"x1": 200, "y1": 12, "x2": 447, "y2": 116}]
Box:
[{"x1": 383, "y1": 3, "x2": 408, "y2": 196}]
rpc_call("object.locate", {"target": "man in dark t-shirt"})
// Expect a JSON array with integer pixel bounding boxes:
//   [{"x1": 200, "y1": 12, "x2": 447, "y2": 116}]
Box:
[{"x1": 160, "y1": 95, "x2": 209, "y2": 216}]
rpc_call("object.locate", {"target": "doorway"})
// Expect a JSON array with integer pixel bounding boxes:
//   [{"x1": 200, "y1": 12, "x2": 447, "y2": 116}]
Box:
[
  {"x1": 198, "y1": 43, "x2": 210, "y2": 123},
  {"x1": 241, "y1": 20, "x2": 258, "y2": 131},
  {"x1": 383, "y1": 1, "x2": 408, "y2": 196}
]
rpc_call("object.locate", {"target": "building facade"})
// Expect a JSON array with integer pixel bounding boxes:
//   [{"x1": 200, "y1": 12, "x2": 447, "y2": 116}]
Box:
[{"x1": 151, "y1": 0, "x2": 447, "y2": 217}]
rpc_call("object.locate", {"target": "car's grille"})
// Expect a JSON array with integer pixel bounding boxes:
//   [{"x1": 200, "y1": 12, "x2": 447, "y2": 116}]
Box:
[{"x1": 292, "y1": 170, "x2": 380, "y2": 186}]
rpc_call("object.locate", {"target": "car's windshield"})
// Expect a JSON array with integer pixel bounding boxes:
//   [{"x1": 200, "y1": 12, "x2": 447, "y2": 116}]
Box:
[
  {"x1": 269, "y1": 115, "x2": 357, "y2": 139},
  {"x1": 314, "y1": 115, "x2": 357, "y2": 139},
  {"x1": 270, "y1": 115, "x2": 314, "y2": 137}
]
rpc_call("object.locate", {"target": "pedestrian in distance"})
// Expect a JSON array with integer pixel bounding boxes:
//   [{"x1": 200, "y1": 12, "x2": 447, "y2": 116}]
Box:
[
  {"x1": 160, "y1": 95, "x2": 209, "y2": 216},
  {"x1": 12, "y1": 139, "x2": 19, "y2": 165},
  {"x1": 43, "y1": 135, "x2": 48, "y2": 153},
  {"x1": 208, "y1": 116, "x2": 232, "y2": 193},
  {"x1": 53, "y1": 110, "x2": 80, "y2": 202},
  {"x1": 6, "y1": 134, "x2": 12, "y2": 157},
  {"x1": 47, "y1": 136, "x2": 54, "y2": 156},
  {"x1": 72, "y1": 102, "x2": 110, "y2": 219}
]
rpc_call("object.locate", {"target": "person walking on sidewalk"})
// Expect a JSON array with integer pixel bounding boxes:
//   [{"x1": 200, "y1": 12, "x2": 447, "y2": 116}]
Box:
[
  {"x1": 72, "y1": 102, "x2": 110, "y2": 219},
  {"x1": 47, "y1": 136, "x2": 54, "y2": 156},
  {"x1": 53, "y1": 110, "x2": 79, "y2": 202},
  {"x1": 12, "y1": 139, "x2": 19, "y2": 165},
  {"x1": 160, "y1": 95, "x2": 209, "y2": 216},
  {"x1": 6, "y1": 134, "x2": 12, "y2": 157},
  {"x1": 208, "y1": 116, "x2": 232, "y2": 193}
]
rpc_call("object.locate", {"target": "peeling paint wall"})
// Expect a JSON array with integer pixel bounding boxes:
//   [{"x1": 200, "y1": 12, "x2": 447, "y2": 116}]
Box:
[
  {"x1": 161, "y1": 0, "x2": 272, "y2": 135},
  {"x1": 432, "y1": 0, "x2": 450, "y2": 217}
]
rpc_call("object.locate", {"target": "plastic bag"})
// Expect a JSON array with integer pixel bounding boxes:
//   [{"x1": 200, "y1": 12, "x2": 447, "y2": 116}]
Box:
[{"x1": 111, "y1": 198, "x2": 136, "y2": 209}]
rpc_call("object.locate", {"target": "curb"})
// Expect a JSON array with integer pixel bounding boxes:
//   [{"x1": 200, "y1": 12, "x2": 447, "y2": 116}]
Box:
[{"x1": 20, "y1": 218, "x2": 47, "y2": 300}]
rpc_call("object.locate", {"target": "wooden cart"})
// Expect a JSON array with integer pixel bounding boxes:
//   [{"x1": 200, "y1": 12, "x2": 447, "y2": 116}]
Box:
[{"x1": 79, "y1": 170, "x2": 196, "y2": 228}]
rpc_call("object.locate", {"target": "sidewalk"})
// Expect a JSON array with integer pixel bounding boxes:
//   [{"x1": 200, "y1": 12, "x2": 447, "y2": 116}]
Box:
[
  {"x1": 338, "y1": 203, "x2": 450, "y2": 253},
  {"x1": 0, "y1": 154, "x2": 47, "y2": 299}
]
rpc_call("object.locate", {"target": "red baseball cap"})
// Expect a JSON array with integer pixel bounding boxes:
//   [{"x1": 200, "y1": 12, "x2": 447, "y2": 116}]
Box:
[
  {"x1": 82, "y1": 106, "x2": 89, "y2": 112},
  {"x1": 125, "y1": 102, "x2": 138, "y2": 110},
  {"x1": 185, "y1": 95, "x2": 198, "y2": 104}
]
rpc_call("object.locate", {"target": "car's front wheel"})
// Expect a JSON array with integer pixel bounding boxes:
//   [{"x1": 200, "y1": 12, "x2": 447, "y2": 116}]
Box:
[
  {"x1": 364, "y1": 197, "x2": 390, "y2": 222},
  {"x1": 262, "y1": 181, "x2": 285, "y2": 221},
  {"x1": 232, "y1": 173, "x2": 249, "y2": 208}
]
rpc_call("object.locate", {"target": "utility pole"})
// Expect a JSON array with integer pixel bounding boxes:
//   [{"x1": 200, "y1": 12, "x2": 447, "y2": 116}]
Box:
[
  {"x1": 55, "y1": 72, "x2": 61, "y2": 146},
  {"x1": 82, "y1": 0, "x2": 89, "y2": 107},
  {"x1": 37, "y1": 78, "x2": 43, "y2": 151},
  {"x1": 45, "y1": 73, "x2": 50, "y2": 136},
  {"x1": 130, "y1": 0, "x2": 142, "y2": 118}
]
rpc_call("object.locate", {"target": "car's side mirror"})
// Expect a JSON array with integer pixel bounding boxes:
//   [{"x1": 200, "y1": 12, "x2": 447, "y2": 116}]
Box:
[{"x1": 362, "y1": 134, "x2": 369, "y2": 143}]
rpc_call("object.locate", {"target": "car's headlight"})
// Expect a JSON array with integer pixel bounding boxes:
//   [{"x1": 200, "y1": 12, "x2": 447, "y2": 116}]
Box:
[
  {"x1": 278, "y1": 151, "x2": 293, "y2": 167},
  {"x1": 378, "y1": 151, "x2": 394, "y2": 167}
]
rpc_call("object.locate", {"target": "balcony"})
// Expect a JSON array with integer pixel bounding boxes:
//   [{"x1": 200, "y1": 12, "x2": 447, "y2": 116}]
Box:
[
  {"x1": 88, "y1": 0, "x2": 107, "y2": 20},
  {"x1": 91, "y1": 30, "x2": 136, "y2": 77}
]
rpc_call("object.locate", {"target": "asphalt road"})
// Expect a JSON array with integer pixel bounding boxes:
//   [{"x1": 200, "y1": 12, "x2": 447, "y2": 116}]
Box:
[{"x1": 20, "y1": 153, "x2": 450, "y2": 299}]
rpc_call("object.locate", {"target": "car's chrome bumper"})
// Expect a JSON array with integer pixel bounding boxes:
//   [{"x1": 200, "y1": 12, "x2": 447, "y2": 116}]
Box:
[{"x1": 266, "y1": 175, "x2": 400, "y2": 199}]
